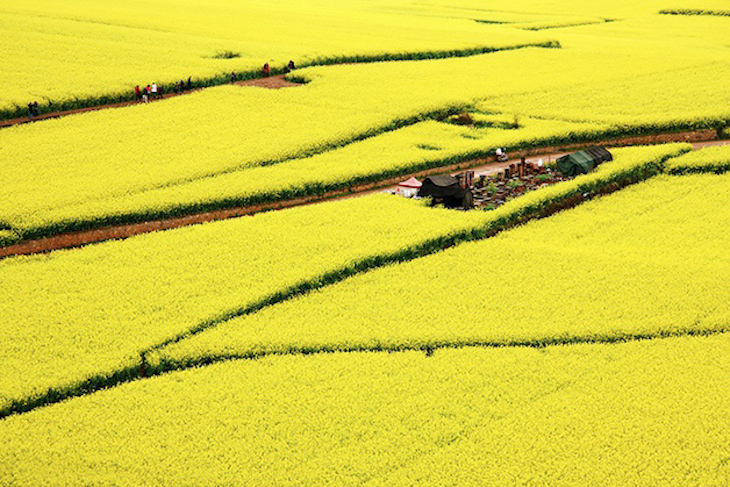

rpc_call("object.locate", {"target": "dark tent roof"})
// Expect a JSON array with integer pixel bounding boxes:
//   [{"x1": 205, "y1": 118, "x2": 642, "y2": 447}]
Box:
[
  {"x1": 418, "y1": 175, "x2": 460, "y2": 198},
  {"x1": 418, "y1": 175, "x2": 473, "y2": 209},
  {"x1": 556, "y1": 147, "x2": 613, "y2": 177}
]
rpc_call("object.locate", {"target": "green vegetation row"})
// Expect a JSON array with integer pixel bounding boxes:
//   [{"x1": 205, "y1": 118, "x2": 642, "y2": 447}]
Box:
[
  {"x1": 0, "y1": 144, "x2": 688, "y2": 419},
  {"x1": 659, "y1": 8, "x2": 730, "y2": 17},
  {"x1": 0, "y1": 41, "x2": 558, "y2": 123},
  {"x1": 3, "y1": 314, "x2": 730, "y2": 485},
  {"x1": 2, "y1": 116, "x2": 716, "y2": 247}
]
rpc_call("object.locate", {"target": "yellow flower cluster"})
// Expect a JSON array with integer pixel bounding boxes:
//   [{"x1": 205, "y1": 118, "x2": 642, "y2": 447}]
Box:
[
  {"x1": 2, "y1": 334, "x2": 730, "y2": 486},
  {"x1": 0, "y1": 144, "x2": 685, "y2": 413},
  {"x1": 0, "y1": 0, "x2": 547, "y2": 112},
  {"x1": 666, "y1": 143, "x2": 730, "y2": 174},
  {"x1": 1, "y1": 30, "x2": 717, "y2": 237},
  {"x1": 11, "y1": 117, "x2": 606, "y2": 237}
]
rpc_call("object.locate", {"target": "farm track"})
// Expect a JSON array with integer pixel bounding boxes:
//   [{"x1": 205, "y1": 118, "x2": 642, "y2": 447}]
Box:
[
  {"x1": 0, "y1": 41, "x2": 560, "y2": 129},
  {"x1": 0, "y1": 141, "x2": 724, "y2": 420},
  {"x1": 0, "y1": 75, "x2": 298, "y2": 129},
  {"x1": 1, "y1": 131, "x2": 727, "y2": 259}
]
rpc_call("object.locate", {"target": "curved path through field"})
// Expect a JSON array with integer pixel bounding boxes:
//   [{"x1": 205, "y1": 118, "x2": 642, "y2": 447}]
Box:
[
  {"x1": 0, "y1": 75, "x2": 298, "y2": 129},
  {"x1": 1, "y1": 133, "x2": 727, "y2": 259}
]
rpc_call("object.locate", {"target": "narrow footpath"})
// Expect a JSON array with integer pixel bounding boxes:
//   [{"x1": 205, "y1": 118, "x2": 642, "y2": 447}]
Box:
[
  {"x1": 0, "y1": 75, "x2": 297, "y2": 129},
  {"x1": 1, "y1": 134, "x2": 727, "y2": 260}
]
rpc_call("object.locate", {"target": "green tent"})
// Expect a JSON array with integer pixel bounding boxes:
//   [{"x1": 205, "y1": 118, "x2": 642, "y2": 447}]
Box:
[{"x1": 556, "y1": 147, "x2": 613, "y2": 177}]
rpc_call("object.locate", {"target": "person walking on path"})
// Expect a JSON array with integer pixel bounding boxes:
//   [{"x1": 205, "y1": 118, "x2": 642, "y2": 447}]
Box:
[
  {"x1": 135, "y1": 85, "x2": 142, "y2": 102},
  {"x1": 32, "y1": 101, "x2": 39, "y2": 119},
  {"x1": 262, "y1": 63, "x2": 270, "y2": 77},
  {"x1": 178, "y1": 79, "x2": 185, "y2": 93},
  {"x1": 186, "y1": 77, "x2": 192, "y2": 90},
  {"x1": 27, "y1": 102, "x2": 34, "y2": 121},
  {"x1": 287, "y1": 60, "x2": 295, "y2": 72},
  {"x1": 151, "y1": 83, "x2": 158, "y2": 100},
  {"x1": 230, "y1": 71, "x2": 237, "y2": 83},
  {"x1": 142, "y1": 86, "x2": 149, "y2": 103}
]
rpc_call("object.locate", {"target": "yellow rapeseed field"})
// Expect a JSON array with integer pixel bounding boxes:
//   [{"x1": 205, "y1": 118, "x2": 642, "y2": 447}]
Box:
[
  {"x1": 9, "y1": 117, "x2": 606, "y2": 236},
  {"x1": 0, "y1": 0, "x2": 548, "y2": 112},
  {"x1": 1, "y1": 33, "x2": 721, "y2": 237},
  {"x1": 0, "y1": 194, "x2": 486, "y2": 413},
  {"x1": 666, "y1": 143, "x2": 730, "y2": 174},
  {"x1": 2, "y1": 334, "x2": 730, "y2": 486},
  {"x1": 2, "y1": 2, "x2": 730, "y2": 483},
  {"x1": 0, "y1": 144, "x2": 686, "y2": 413},
  {"x1": 158, "y1": 167, "x2": 730, "y2": 364}
]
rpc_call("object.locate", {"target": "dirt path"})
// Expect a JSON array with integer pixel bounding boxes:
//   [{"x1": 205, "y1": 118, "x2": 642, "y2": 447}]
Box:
[
  {"x1": 236, "y1": 75, "x2": 300, "y2": 89},
  {"x1": 0, "y1": 75, "x2": 297, "y2": 130},
  {"x1": 1, "y1": 132, "x2": 727, "y2": 259}
]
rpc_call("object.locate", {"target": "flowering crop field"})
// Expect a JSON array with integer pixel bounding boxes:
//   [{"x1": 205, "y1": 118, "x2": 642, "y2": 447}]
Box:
[
  {"x1": 3, "y1": 1, "x2": 730, "y2": 484},
  {"x1": 2, "y1": 334, "x2": 730, "y2": 486},
  {"x1": 2, "y1": 1, "x2": 729, "y2": 239},
  {"x1": 666, "y1": 143, "x2": 730, "y2": 173},
  {"x1": 156, "y1": 169, "x2": 730, "y2": 365},
  {"x1": 0, "y1": 144, "x2": 685, "y2": 415},
  {"x1": 0, "y1": 194, "x2": 487, "y2": 414},
  {"x1": 0, "y1": 0, "x2": 549, "y2": 114},
  {"x1": 5, "y1": 117, "x2": 606, "y2": 239}
]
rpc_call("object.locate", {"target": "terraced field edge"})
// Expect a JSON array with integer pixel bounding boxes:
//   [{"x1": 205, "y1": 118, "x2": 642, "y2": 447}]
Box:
[
  {"x1": 0, "y1": 146, "x2": 686, "y2": 420},
  {"x1": 0, "y1": 41, "x2": 560, "y2": 122}
]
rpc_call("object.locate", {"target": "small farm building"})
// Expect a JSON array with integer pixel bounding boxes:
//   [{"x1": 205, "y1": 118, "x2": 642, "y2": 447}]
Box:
[
  {"x1": 418, "y1": 175, "x2": 474, "y2": 209},
  {"x1": 396, "y1": 177, "x2": 422, "y2": 197},
  {"x1": 556, "y1": 147, "x2": 613, "y2": 177}
]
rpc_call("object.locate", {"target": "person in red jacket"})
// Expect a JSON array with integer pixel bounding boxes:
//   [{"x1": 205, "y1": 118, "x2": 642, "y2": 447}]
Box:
[
  {"x1": 262, "y1": 63, "x2": 270, "y2": 77},
  {"x1": 134, "y1": 85, "x2": 141, "y2": 102}
]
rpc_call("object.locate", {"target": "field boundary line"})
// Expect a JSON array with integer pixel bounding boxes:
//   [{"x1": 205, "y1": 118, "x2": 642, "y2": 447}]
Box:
[
  {"x1": 3, "y1": 323, "x2": 727, "y2": 421},
  {"x1": 0, "y1": 41, "x2": 559, "y2": 126},
  {"x1": 0, "y1": 129, "x2": 722, "y2": 258},
  {"x1": 0, "y1": 148, "x2": 687, "y2": 420}
]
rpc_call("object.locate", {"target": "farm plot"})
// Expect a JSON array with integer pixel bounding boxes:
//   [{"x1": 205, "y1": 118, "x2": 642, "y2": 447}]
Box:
[
  {"x1": 9, "y1": 117, "x2": 607, "y2": 240},
  {"x1": 2, "y1": 334, "x2": 730, "y2": 486},
  {"x1": 0, "y1": 144, "x2": 686, "y2": 415},
  {"x1": 0, "y1": 35, "x2": 721, "y2": 240},
  {"x1": 0, "y1": 194, "x2": 487, "y2": 414},
  {"x1": 666, "y1": 143, "x2": 730, "y2": 174},
  {"x1": 0, "y1": 0, "x2": 550, "y2": 115},
  {"x1": 156, "y1": 168, "x2": 730, "y2": 366}
]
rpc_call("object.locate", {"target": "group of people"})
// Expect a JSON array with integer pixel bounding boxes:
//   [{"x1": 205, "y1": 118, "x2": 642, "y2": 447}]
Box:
[
  {"x1": 260, "y1": 60, "x2": 296, "y2": 78},
  {"x1": 133, "y1": 59, "x2": 297, "y2": 103},
  {"x1": 135, "y1": 77, "x2": 194, "y2": 103},
  {"x1": 27, "y1": 101, "x2": 40, "y2": 121}
]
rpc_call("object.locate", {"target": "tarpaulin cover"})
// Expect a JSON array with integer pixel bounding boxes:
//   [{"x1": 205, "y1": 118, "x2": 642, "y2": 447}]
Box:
[
  {"x1": 398, "y1": 177, "x2": 423, "y2": 188},
  {"x1": 556, "y1": 147, "x2": 613, "y2": 177}
]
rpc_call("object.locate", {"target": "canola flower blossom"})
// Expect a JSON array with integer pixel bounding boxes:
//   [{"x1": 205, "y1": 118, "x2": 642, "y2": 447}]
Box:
[
  {"x1": 1, "y1": 334, "x2": 730, "y2": 486},
  {"x1": 666, "y1": 143, "x2": 730, "y2": 174},
  {"x1": 0, "y1": 194, "x2": 486, "y2": 413},
  {"x1": 0, "y1": 0, "x2": 549, "y2": 113},
  {"x1": 2, "y1": 13, "x2": 728, "y2": 238}
]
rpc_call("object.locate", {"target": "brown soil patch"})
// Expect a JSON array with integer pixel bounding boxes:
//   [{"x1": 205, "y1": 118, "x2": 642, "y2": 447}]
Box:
[{"x1": 236, "y1": 75, "x2": 300, "y2": 89}]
